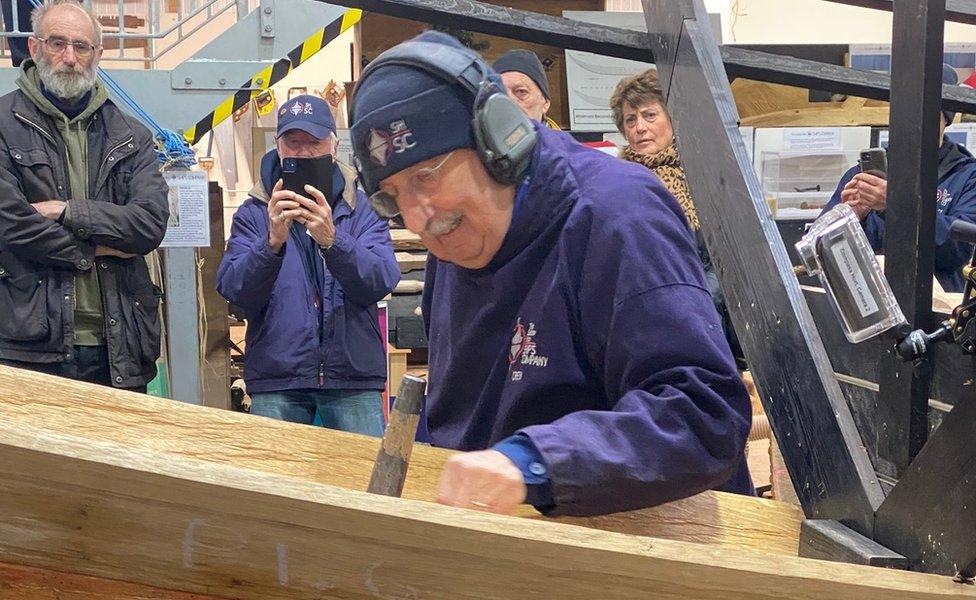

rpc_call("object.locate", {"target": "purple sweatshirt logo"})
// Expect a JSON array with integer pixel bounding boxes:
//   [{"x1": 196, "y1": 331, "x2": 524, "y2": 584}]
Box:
[{"x1": 509, "y1": 318, "x2": 549, "y2": 381}]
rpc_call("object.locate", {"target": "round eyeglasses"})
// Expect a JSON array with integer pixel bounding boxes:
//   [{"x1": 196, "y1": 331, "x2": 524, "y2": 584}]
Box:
[{"x1": 367, "y1": 150, "x2": 456, "y2": 219}]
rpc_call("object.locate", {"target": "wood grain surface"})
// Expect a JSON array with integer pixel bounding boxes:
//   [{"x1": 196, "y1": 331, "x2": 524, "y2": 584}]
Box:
[{"x1": 0, "y1": 416, "x2": 971, "y2": 600}]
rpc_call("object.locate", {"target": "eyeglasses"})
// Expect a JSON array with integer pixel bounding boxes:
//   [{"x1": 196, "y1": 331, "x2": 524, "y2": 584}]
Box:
[
  {"x1": 369, "y1": 151, "x2": 456, "y2": 219},
  {"x1": 35, "y1": 36, "x2": 97, "y2": 58}
]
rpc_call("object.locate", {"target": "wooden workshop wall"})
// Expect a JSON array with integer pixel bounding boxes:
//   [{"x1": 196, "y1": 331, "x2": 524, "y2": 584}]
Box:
[{"x1": 360, "y1": 0, "x2": 604, "y2": 128}]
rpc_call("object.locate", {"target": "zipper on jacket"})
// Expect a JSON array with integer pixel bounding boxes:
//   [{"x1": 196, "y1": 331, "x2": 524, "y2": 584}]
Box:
[
  {"x1": 14, "y1": 112, "x2": 57, "y2": 144},
  {"x1": 15, "y1": 112, "x2": 73, "y2": 196},
  {"x1": 318, "y1": 279, "x2": 327, "y2": 388},
  {"x1": 101, "y1": 136, "x2": 133, "y2": 172},
  {"x1": 62, "y1": 147, "x2": 72, "y2": 197}
]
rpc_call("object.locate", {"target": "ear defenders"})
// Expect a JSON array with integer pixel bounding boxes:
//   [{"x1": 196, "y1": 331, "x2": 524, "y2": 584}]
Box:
[{"x1": 350, "y1": 39, "x2": 537, "y2": 195}]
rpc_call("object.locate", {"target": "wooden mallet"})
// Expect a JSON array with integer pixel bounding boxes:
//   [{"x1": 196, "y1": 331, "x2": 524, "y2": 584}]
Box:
[{"x1": 367, "y1": 374, "x2": 426, "y2": 497}]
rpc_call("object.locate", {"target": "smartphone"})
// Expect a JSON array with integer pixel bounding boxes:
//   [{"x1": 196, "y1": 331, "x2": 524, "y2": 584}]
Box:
[
  {"x1": 858, "y1": 148, "x2": 888, "y2": 179},
  {"x1": 281, "y1": 155, "x2": 336, "y2": 208}
]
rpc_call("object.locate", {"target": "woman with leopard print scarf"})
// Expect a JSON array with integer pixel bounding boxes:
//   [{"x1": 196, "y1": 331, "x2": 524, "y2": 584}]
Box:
[
  {"x1": 609, "y1": 69, "x2": 698, "y2": 230},
  {"x1": 610, "y1": 69, "x2": 744, "y2": 369}
]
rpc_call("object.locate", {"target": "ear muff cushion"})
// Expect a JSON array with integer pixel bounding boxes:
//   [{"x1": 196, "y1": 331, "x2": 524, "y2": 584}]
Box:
[{"x1": 473, "y1": 91, "x2": 537, "y2": 185}]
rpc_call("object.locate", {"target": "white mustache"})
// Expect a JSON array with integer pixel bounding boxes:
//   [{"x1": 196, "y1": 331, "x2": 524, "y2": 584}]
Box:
[{"x1": 424, "y1": 213, "x2": 463, "y2": 236}]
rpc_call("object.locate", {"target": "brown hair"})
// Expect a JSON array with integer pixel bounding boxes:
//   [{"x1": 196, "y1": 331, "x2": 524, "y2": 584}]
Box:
[{"x1": 609, "y1": 68, "x2": 665, "y2": 134}]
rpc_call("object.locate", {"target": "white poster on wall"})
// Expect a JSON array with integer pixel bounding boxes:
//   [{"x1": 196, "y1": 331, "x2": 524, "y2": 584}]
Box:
[
  {"x1": 563, "y1": 11, "x2": 721, "y2": 132},
  {"x1": 783, "y1": 128, "x2": 842, "y2": 152},
  {"x1": 563, "y1": 11, "x2": 652, "y2": 132},
  {"x1": 160, "y1": 170, "x2": 211, "y2": 248},
  {"x1": 564, "y1": 50, "x2": 652, "y2": 131}
]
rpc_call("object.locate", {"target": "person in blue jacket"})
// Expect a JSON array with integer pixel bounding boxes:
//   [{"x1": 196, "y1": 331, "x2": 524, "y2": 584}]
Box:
[
  {"x1": 217, "y1": 94, "x2": 399, "y2": 436},
  {"x1": 822, "y1": 65, "x2": 976, "y2": 292},
  {"x1": 349, "y1": 32, "x2": 751, "y2": 517}
]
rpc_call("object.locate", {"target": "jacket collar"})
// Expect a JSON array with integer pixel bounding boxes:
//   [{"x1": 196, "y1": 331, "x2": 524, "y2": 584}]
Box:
[
  {"x1": 469, "y1": 126, "x2": 576, "y2": 274},
  {"x1": 10, "y1": 67, "x2": 133, "y2": 148}
]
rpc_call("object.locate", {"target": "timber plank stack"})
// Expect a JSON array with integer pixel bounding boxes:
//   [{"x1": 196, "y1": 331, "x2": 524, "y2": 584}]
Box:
[
  {"x1": 0, "y1": 366, "x2": 971, "y2": 599},
  {"x1": 388, "y1": 228, "x2": 428, "y2": 349}
]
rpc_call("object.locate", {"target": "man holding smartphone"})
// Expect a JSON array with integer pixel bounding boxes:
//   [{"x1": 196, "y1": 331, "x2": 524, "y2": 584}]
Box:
[
  {"x1": 822, "y1": 65, "x2": 976, "y2": 292},
  {"x1": 217, "y1": 94, "x2": 400, "y2": 435}
]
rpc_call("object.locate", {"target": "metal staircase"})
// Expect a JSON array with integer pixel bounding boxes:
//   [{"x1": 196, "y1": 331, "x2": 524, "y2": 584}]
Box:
[{"x1": 0, "y1": 0, "x2": 356, "y2": 135}]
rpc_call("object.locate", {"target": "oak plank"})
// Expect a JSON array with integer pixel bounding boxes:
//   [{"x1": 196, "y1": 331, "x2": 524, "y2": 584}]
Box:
[
  {"x1": 0, "y1": 365, "x2": 803, "y2": 556},
  {"x1": 0, "y1": 562, "x2": 229, "y2": 600},
  {"x1": 0, "y1": 422, "x2": 971, "y2": 600},
  {"x1": 390, "y1": 228, "x2": 426, "y2": 250},
  {"x1": 395, "y1": 251, "x2": 427, "y2": 273}
]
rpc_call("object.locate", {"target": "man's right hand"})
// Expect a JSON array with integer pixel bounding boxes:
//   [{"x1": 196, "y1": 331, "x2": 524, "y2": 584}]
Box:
[{"x1": 268, "y1": 179, "x2": 302, "y2": 253}]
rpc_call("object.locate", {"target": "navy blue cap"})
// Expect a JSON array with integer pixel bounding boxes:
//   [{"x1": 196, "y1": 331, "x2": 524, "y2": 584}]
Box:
[
  {"x1": 276, "y1": 94, "x2": 336, "y2": 140},
  {"x1": 943, "y1": 64, "x2": 959, "y2": 126},
  {"x1": 350, "y1": 31, "x2": 493, "y2": 190}
]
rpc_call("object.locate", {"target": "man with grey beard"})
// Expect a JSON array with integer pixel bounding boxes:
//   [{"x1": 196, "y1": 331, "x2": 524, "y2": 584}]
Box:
[{"x1": 0, "y1": 0, "x2": 169, "y2": 391}]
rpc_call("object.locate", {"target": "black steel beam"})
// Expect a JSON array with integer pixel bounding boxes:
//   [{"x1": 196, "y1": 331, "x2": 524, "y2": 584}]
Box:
[
  {"x1": 874, "y1": 0, "x2": 945, "y2": 479},
  {"x1": 334, "y1": 0, "x2": 649, "y2": 58},
  {"x1": 321, "y1": 0, "x2": 976, "y2": 116},
  {"x1": 874, "y1": 378, "x2": 976, "y2": 574},
  {"x1": 642, "y1": 0, "x2": 884, "y2": 536},
  {"x1": 821, "y1": 0, "x2": 976, "y2": 26}
]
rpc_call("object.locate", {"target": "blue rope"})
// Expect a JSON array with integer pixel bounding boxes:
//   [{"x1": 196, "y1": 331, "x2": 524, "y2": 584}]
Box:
[{"x1": 26, "y1": 0, "x2": 195, "y2": 168}]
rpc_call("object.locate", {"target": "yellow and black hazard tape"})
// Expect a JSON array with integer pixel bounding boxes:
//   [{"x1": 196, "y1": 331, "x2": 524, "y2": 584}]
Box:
[{"x1": 183, "y1": 9, "x2": 362, "y2": 146}]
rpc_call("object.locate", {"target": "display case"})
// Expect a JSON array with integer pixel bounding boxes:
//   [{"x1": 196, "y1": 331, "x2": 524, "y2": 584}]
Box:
[{"x1": 754, "y1": 127, "x2": 871, "y2": 220}]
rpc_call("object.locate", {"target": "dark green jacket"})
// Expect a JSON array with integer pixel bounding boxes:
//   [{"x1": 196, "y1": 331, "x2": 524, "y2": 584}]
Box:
[{"x1": 0, "y1": 64, "x2": 169, "y2": 387}]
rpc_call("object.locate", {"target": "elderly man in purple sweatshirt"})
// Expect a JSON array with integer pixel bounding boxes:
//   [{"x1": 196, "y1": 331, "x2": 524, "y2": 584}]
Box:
[{"x1": 350, "y1": 32, "x2": 752, "y2": 517}]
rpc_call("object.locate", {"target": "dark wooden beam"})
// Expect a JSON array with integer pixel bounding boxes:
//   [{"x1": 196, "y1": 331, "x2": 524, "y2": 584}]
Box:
[
  {"x1": 874, "y1": 0, "x2": 946, "y2": 479},
  {"x1": 799, "y1": 520, "x2": 909, "y2": 568},
  {"x1": 874, "y1": 375, "x2": 976, "y2": 575},
  {"x1": 642, "y1": 0, "x2": 884, "y2": 536},
  {"x1": 798, "y1": 289, "x2": 966, "y2": 490},
  {"x1": 320, "y1": 0, "x2": 976, "y2": 116},
  {"x1": 332, "y1": 0, "x2": 650, "y2": 59},
  {"x1": 803, "y1": 288, "x2": 975, "y2": 409},
  {"x1": 821, "y1": 0, "x2": 976, "y2": 26}
]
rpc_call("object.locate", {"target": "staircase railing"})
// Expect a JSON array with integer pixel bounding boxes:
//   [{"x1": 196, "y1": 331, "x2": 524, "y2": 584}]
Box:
[{"x1": 1, "y1": 0, "x2": 253, "y2": 66}]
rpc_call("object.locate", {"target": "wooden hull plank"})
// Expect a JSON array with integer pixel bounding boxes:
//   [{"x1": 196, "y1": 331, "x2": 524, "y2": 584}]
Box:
[
  {"x1": 0, "y1": 422, "x2": 972, "y2": 600},
  {"x1": 0, "y1": 366, "x2": 803, "y2": 556}
]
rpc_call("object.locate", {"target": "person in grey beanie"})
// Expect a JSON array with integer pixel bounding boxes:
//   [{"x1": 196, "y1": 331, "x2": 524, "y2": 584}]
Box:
[{"x1": 492, "y1": 49, "x2": 556, "y2": 126}]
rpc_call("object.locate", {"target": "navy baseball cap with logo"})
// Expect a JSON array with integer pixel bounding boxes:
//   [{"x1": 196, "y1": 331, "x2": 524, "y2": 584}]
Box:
[
  {"x1": 350, "y1": 31, "x2": 491, "y2": 191},
  {"x1": 276, "y1": 94, "x2": 337, "y2": 140},
  {"x1": 943, "y1": 63, "x2": 959, "y2": 126}
]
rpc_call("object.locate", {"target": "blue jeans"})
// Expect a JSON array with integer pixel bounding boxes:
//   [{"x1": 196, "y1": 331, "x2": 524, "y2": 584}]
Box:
[{"x1": 250, "y1": 389, "x2": 385, "y2": 437}]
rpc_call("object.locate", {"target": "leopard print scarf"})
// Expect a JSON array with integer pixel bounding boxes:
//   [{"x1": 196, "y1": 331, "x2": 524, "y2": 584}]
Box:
[{"x1": 620, "y1": 142, "x2": 699, "y2": 231}]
